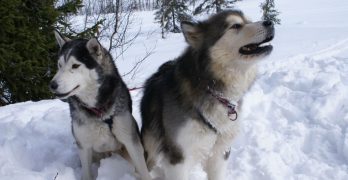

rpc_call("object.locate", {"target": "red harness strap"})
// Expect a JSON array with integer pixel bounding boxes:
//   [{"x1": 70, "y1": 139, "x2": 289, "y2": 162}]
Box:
[
  {"x1": 128, "y1": 86, "x2": 144, "y2": 91},
  {"x1": 88, "y1": 107, "x2": 104, "y2": 118},
  {"x1": 81, "y1": 86, "x2": 143, "y2": 117}
]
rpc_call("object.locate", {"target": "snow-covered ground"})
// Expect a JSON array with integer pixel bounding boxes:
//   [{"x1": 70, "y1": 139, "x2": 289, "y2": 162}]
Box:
[{"x1": 1, "y1": 0, "x2": 348, "y2": 179}]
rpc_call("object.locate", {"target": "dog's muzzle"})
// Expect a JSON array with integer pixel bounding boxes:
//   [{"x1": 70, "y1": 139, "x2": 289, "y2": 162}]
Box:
[{"x1": 239, "y1": 20, "x2": 275, "y2": 56}]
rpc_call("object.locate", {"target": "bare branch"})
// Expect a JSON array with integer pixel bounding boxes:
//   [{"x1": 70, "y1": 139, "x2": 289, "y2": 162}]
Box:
[
  {"x1": 122, "y1": 43, "x2": 156, "y2": 79},
  {"x1": 77, "y1": 0, "x2": 153, "y2": 81},
  {"x1": 108, "y1": 0, "x2": 121, "y2": 52},
  {"x1": 53, "y1": 172, "x2": 59, "y2": 180}
]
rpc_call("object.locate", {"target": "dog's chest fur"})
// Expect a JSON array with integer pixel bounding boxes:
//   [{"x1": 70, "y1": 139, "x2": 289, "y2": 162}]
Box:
[
  {"x1": 177, "y1": 66, "x2": 257, "y2": 159},
  {"x1": 206, "y1": 66, "x2": 257, "y2": 129},
  {"x1": 71, "y1": 104, "x2": 123, "y2": 153},
  {"x1": 177, "y1": 116, "x2": 238, "y2": 161}
]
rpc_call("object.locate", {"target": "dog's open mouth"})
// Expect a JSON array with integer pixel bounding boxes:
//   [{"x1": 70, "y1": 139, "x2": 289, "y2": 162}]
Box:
[
  {"x1": 54, "y1": 85, "x2": 80, "y2": 98},
  {"x1": 239, "y1": 35, "x2": 274, "y2": 55}
]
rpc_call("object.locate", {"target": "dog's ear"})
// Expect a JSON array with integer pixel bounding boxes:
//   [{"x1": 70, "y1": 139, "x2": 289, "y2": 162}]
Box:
[
  {"x1": 86, "y1": 38, "x2": 102, "y2": 57},
  {"x1": 181, "y1": 21, "x2": 203, "y2": 49},
  {"x1": 54, "y1": 31, "x2": 70, "y2": 48}
]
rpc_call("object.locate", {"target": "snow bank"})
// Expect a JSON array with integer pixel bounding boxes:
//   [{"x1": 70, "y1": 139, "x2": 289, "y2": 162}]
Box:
[
  {"x1": 228, "y1": 40, "x2": 348, "y2": 180},
  {"x1": 0, "y1": 100, "x2": 78, "y2": 180}
]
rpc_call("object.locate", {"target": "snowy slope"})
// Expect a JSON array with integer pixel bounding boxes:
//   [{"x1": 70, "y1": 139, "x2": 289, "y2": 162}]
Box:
[{"x1": 1, "y1": 0, "x2": 348, "y2": 179}]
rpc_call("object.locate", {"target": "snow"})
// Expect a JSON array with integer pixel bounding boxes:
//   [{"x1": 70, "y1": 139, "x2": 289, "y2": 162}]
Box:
[{"x1": 1, "y1": 0, "x2": 348, "y2": 179}]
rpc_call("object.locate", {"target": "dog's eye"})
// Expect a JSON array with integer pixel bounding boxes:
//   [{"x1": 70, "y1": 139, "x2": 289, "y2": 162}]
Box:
[
  {"x1": 230, "y1": 24, "x2": 242, "y2": 29},
  {"x1": 72, "y1": 64, "x2": 80, "y2": 69}
]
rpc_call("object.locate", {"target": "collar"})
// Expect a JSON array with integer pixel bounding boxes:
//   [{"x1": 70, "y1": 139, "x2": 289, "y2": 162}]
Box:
[
  {"x1": 207, "y1": 86, "x2": 238, "y2": 121},
  {"x1": 73, "y1": 96, "x2": 109, "y2": 118},
  {"x1": 86, "y1": 107, "x2": 105, "y2": 118}
]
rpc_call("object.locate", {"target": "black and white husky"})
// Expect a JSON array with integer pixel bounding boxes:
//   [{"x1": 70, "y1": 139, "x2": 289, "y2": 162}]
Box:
[
  {"x1": 50, "y1": 32, "x2": 151, "y2": 180},
  {"x1": 141, "y1": 10, "x2": 274, "y2": 180}
]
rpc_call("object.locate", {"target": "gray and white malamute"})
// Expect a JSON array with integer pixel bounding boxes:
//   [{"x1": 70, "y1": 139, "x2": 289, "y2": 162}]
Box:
[
  {"x1": 50, "y1": 33, "x2": 151, "y2": 180},
  {"x1": 141, "y1": 10, "x2": 274, "y2": 180}
]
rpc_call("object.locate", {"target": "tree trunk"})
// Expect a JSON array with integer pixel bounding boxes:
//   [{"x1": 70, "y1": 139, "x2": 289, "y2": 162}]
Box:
[
  {"x1": 216, "y1": 0, "x2": 223, "y2": 12},
  {"x1": 172, "y1": 10, "x2": 176, "y2": 32},
  {"x1": 172, "y1": 0, "x2": 176, "y2": 32}
]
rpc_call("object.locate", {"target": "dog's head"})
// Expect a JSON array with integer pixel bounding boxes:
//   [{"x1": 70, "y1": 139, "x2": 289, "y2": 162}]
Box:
[
  {"x1": 181, "y1": 10, "x2": 274, "y2": 68},
  {"x1": 50, "y1": 32, "x2": 108, "y2": 99}
]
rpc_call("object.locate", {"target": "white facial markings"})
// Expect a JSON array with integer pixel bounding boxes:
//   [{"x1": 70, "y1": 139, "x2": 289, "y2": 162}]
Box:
[
  {"x1": 51, "y1": 55, "x2": 99, "y2": 106},
  {"x1": 225, "y1": 15, "x2": 269, "y2": 46},
  {"x1": 244, "y1": 15, "x2": 252, "y2": 23},
  {"x1": 226, "y1": 15, "x2": 244, "y2": 28},
  {"x1": 210, "y1": 15, "x2": 245, "y2": 68},
  {"x1": 52, "y1": 56, "x2": 82, "y2": 95},
  {"x1": 242, "y1": 21, "x2": 269, "y2": 44},
  {"x1": 57, "y1": 56, "x2": 64, "y2": 69}
]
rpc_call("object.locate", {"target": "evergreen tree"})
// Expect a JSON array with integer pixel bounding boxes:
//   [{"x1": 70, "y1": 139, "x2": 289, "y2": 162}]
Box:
[
  {"x1": 193, "y1": 0, "x2": 241, "y2": 15},
  {"x1": 0, "y1": 0, "x2": 59, "y2": 105},
  {"x1": 260, "y1": 0, "x2": 281, "y2": 25},
  {"x1": 0, "y1": 0, "x2": 95, "y2": 105},
  {"x1": 155, "y1": 0, "x2": 191, "y2": 38}
]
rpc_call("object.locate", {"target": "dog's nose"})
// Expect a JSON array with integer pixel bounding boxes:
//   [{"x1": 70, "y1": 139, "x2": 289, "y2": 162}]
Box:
[
  {"x1": 263, "y1": 20, "x2": 273, "y2": 27},
  {"x1": 50, "y1": 81, "x2": 58, "y2": 90}
]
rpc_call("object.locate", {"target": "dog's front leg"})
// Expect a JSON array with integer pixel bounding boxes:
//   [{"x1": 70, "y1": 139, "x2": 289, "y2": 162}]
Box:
[
  {"x1": 162, "y1": 158, "x2": 191, "y2": 180},
  {"x1": 113, "y1": 112, "x2": 152, "y2": 180},
  {"x1": 205, "y1": 150, "x2": 229, "y2": 180},
  {"x1": 79, "y1": 148, "x2": 93, "y2": 180}
]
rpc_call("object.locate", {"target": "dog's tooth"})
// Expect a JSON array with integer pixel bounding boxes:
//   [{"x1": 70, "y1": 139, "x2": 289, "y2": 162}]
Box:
[{"x1": 260, "y1": 42, "x2": 271, "y2": 47}]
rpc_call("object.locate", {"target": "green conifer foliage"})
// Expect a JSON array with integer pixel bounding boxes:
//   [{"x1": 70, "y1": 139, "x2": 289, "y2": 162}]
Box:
[
  {"x1": 155, "y1": 0, "x2": 191, "y2": 37},
  {"x1": 193, "y1": 0, "x2": 241, "y2": 15},
  {"x1": 0, "y1": 0, "x2": 59, "y2": 105},
  {"x1": 0, "y1": 0, "x2": 96, "y2": 105},
  {"x1": 260, "y1": 0, "x2": 281, "y2": 25}
]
